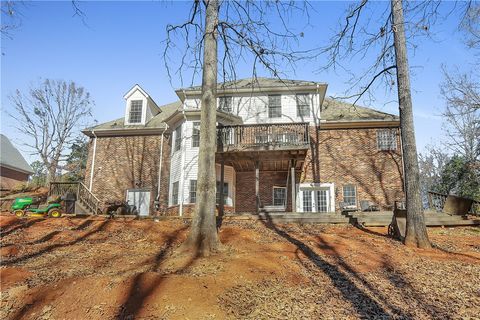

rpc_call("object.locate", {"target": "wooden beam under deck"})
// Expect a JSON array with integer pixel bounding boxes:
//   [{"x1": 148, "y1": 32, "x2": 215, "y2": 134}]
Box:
[{"x1": 216, "y1": 149, "x2": 308, "y2": 172}]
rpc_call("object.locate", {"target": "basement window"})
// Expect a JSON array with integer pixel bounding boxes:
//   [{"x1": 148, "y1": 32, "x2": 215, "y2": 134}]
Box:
[
  {"x1": 189, "y1": 180, "x2": 197, "y2": 203},
  {"x1": 172, "y1": 181, "x2": 179, "y2": 205},
  {"x1": 128, "y1": 100, "x2": 143, "y2": 124},
  {"x1": 343, "y1": 185, "x2": 357, "y2": 207},
  {"x1": 216, "y1": 181, "x2": 228, "y2": 205},
  {"x1": 273, "y1": 187, "x2": 286, "y2": 206},
  {"x1": 377, "y1": 129, "x2": 397, "y2": 151}
]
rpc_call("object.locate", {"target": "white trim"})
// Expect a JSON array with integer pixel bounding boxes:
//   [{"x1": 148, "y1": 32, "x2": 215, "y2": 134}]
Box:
[
  {"x1": 123, "y1": 84, "x2": 149, "y2": 100},
  {"x1": 88, "y1": 131, "x2": 97, "y2": 192},
  {"x1": 296, "y1": 182, "x2": 335, "y2": 213},
  {"x1": 272, "y1": 186, "x2": 287, "y2": 207}
]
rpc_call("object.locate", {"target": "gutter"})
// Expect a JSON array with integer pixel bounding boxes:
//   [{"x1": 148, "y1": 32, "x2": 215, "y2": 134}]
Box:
[
  {"x1": 178, "y1": 95, "x2": 187, "y2": 217},
  {"x1": 156, "y1": 125, "x2": 168, "y2": 211},
  {"x1": 88, "y1": 130, "x2": 97, "y2": 192}
]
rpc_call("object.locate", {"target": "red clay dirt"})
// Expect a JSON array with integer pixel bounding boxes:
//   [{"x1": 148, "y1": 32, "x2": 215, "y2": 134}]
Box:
[{"x1": 1, "y1": 213, "x2": 479, "y2": 319}]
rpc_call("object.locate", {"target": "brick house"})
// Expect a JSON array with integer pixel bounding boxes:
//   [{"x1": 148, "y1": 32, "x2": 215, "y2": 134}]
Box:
[
  {"x1": 82, "y1": 78, "x2": 404, "y2": 216},
  {"x1": 0, "y1": 134, "x2": 34, "y2": 192}
]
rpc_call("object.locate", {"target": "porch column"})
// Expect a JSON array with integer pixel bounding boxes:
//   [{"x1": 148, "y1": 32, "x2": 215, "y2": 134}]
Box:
[
  {"x1": 291, "y1": 160, "x2": 296, "y2": 213},
  {"x1": 255, "y1": 161, "x2": 260, "y2": 213},
  {"x1": 219, "y1": 158, "x2": 225, "y2": 217}
]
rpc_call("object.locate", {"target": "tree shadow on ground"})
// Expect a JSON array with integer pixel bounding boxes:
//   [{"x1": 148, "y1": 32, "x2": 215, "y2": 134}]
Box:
[
  {"x1": 354, "y1": 224, "x2": 391, "y2": 238},
  {"x1": 115, "y1": 226, "x2": 196, "y2": 320},
  {"x1": 259, "y1": 214, "x2": 409, "y2": 318},
  {"x1": 381, "y1": 259, "x2": 454, "y2": 319},
  {"x1": 3, "y1": 219, "x2": 111, "y2": 266},
  {"x1": 0, "y1": 218, "x2": 43, "y2": 237}
]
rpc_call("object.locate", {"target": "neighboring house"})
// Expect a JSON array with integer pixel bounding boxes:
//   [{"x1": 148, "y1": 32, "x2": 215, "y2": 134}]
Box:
[
  {"x1": 0, "y1": 134, "x2": 34, "y2": 191},
  {"x1": 82, "y1": 78, "x2": 404, "y2": 216}
]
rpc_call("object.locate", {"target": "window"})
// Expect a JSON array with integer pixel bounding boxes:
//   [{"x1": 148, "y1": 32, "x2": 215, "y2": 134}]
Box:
[
  {"x1": 174, "y1": 125, "x2": 182, "y2": 152},
  {"x1": 216, "y1": 181, "x2": 228, "y2": 205},
  {"x1": 343, "y1": 185, "x2": 357, "y2": 206},
  {"x1": 192, "y1": 122, "x2": 200, "y2": 147},
  {"x1": 268, "y1": 95, "x2": 282, "y2": 118},
  {"x1": 377, "y1": 129, "x2": 397, "y2": 151},
  {"x1": 316, "y1": 190, "x2": 328, "y2": 212},
  {"x1": 189, "y1": 180, "x2": 197, "y2": 203},
  {"x1": 129, "y1": 100, "x2": 143, "y2": 123},
  {"x1": 273, "y1": 187, "x2": 286, "y2": 206},
  {"x1": 302, "y1": 190, "x2": 312, "y2": 212},
  {"x1": 219, "y1": 96, "x2": 233, "y2": 113},
  {"x1": 296, "y1": 94, "x2": 310, "y2": 117},
  {"x1": 172, "y1": 181, "x2": 179, "y2": 205}
]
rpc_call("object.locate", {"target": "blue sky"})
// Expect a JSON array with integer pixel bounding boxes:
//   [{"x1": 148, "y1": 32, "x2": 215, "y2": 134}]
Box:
[{"x1": 1, "y1": 1, "x2": 476, "y2": 164}]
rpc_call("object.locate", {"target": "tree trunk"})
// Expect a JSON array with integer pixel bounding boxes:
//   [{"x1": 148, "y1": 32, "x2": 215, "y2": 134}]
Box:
[
  {"x1": 391, "y1": 0, "x2": 431, "y2": 248},
  {"x1": 183, "y1": 0, "x2": 221, "y2": 256}
]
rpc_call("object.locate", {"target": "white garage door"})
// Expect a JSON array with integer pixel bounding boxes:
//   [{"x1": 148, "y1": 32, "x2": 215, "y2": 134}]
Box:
[{"x1": 126, "y1": 189, "x2": 151, "y2": 216}]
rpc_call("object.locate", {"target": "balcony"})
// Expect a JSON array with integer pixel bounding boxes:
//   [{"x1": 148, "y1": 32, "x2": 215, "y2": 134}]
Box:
[{"x1": 217, "y1": 122, "x2": 310, "y2": 153}]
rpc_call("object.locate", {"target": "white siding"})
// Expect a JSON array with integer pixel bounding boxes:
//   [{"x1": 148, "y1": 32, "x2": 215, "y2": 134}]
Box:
[
  {"x1": 183, "y1": 92, "x2": 321, "y2": 125},
  {"x1": 168, "y1": 118, "x2": 236, "y2": 208}
]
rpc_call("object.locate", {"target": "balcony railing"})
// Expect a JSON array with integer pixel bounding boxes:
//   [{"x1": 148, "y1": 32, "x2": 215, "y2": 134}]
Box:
[{"x1": 217, "y1": 122, "x2": 310, "y2": 152}]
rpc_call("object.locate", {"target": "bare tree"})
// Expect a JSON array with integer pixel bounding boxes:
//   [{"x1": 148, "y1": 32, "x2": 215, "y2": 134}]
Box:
[
  {"x1": 165, "y1": 0, "x2": 311, "y2": 255},
  {"x1": 9, "y1": 79, "x2": 93, "y2": 183},
  {"x1": 440, "y1": 70, "x2": 480, "y2": 163}
]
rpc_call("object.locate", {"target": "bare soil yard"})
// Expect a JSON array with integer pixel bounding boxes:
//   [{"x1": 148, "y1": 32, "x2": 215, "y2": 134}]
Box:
[{"x1": 1, "y1": 214, "x2": 479, "y2": 319}]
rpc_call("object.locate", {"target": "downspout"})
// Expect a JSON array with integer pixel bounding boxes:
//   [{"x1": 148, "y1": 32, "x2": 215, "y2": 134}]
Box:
[
  {"x1": 156, "y1": 125, "x2": 168, "y2": 212},
  {"x1": 88, "y1": 130, "x2": 97, "y2": 192},
  {"x1": 178, "y1": 92, "x2": 188, "y2": 217}
]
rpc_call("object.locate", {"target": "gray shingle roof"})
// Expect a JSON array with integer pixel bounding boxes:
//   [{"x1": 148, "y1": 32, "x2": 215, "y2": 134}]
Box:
[
  {"x1": 322, "y1": 98, "x2": 399, "y2": 121},
  {"x1": 181, "y1": 77, "x2": 324, "y2": 91},
  {"x1": 0, "y1": 134, "x2": 34, "y2": 174},
  {"x1": 85, "y1": 101, "x2": 182, "y2": 131}
]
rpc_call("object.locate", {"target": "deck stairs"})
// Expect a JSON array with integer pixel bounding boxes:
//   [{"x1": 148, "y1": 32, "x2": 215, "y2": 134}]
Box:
[
  {"x1": 49, "y1": 182, "x2": 101, "y2": 215},
  {"x1": 346, "y1": 210, "x2": 480, "y2": 227},
  {"x1": 224, "y1": 212, "x2": 350, "y2": 224}
]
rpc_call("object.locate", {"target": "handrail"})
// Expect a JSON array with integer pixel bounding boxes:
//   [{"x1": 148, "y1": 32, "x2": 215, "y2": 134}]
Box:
[
  {"x1": 49, "y1": 181, "x2": 101, "y2": 215},
  {"x1": 217, "y1": 122, "x2": 310, "y2": 152},
  {"x1": 427, "y1": 191, "x2": 479, "y2": 216}
]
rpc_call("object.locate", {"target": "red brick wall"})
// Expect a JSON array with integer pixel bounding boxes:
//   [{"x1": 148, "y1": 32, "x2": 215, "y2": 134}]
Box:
[
  {"x1": 235, "y1": 126, "x2": 404, "y2": 213},
  {"x1": 302, "y1": 126, "x2": 404, "y2": 211},
  {"x1": 0, "y1": 166, "x2": 30, "y2": 190},
  {"x1": 84, "y1": 134, "x2": 171, "y2": 214}
]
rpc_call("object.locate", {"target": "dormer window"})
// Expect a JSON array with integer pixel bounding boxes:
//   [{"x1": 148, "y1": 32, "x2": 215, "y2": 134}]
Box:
[{"x1": 129, "y1": 100, "x2": 143, "y2": 124}]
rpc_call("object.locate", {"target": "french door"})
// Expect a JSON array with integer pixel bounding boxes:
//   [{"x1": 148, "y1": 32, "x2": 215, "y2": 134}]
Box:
[{"x1": 300, "y1": 187, "x2": 332, "y2": 213}]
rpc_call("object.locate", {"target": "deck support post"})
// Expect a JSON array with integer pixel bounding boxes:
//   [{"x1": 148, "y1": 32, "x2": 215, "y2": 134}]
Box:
[
  {"x1": 255, "y1": 161, "x2": 260, "y2": 213},
  {"x1": 219, "y1": 157, "x2": 225, "y2": 217},
  {"x1": 291, "y1": 160, "x2": 296, "y2": 213}
]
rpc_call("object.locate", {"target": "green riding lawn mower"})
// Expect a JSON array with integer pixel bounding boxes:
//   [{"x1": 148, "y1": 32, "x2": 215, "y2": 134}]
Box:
[{"x1": 11, "y1": 195, "x2": 63, "y2": 218}]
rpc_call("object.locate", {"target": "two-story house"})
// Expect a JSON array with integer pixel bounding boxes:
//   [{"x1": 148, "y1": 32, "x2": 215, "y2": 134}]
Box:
[{"x1": 82, "y1": 78, "x2": 404, "y2": 216}]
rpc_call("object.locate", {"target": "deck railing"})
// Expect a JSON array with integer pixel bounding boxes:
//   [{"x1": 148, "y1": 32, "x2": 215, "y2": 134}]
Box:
[
  {"x1": 217, "y1": 122, "x2": 310, "y2": 152},
  {"x1": 427, "y1": 191, "x2": 479, "y2": 216},
  {"x1": 49, "y1": 181, "x2": 101, "y2": 215}
]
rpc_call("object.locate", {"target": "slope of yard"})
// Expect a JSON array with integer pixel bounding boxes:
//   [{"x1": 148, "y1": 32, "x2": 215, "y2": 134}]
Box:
[{"x1": 0, "y1": 214, "x2": 479, "y2": 319}]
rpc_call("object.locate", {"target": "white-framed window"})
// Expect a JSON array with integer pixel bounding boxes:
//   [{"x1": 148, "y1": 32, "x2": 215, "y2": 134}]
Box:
[
  {"x1": 296, "y1": 94, "x2": 310, "y2": 117},
  {"x1": 216, "y1": 181, "x2": 228, "y2": 205},
  {"x1": 192, "y1": 122, "x2": 200, "y2": 147},
  {"x1": 302, "y1": 190, "x2": 312, "y2": 212},
  {"x1": 268, "y1": 95, "x2": 282, "y2": 118},
  {"x1": 172, "y1": 181, "x2": 179, "y2": 205},
  {"x1": 273, "y1": 187, "x2": 287, "y2": 206},
  {"x1": 189, "y1": 180, "x2": 197, "y2": 203},
  {"x1": 174, "y1": 124, "x2": 182, "y2": 152},
  {"x1": 128, "y1": 100, "x2": 143, "y2": 123},
  {"x1": 343, "y1": 185, "x2": 357, "y2": 206},
  {"x1": 377, "y1": 129, "x2": 397, "y2": 151},
  {"x1": 219, "y1": 96, "x2": 233, "y2": 113}
]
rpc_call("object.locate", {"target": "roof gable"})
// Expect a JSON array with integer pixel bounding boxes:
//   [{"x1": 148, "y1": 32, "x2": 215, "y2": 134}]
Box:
[
  {"x1": 0, "y1": 135, "x2": 34, "y2": 174},
  {"x1": 123, "y1": 84, "x2": 149, "y2": 100}
]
